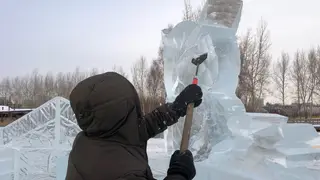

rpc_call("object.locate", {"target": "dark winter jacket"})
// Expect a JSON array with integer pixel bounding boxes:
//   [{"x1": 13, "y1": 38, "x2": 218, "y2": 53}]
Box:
[{"x1": 65, "y1": 72, "x2": 184, "y2": 180}]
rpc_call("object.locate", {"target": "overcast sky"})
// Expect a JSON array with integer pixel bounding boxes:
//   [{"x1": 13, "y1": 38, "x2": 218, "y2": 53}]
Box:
[{"x1": 0, "y1": 0, "x2": 319, "y2": 81}]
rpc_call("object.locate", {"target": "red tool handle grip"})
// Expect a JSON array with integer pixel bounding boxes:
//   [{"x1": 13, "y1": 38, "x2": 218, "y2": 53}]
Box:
[{"x1": 192, "y1": 77, "x2": 198, "y2": 85}]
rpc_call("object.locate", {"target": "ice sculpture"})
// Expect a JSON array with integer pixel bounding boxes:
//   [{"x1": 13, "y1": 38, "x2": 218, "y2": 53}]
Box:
[
  {"x1": 162, "y1": 0, "x2": 247, "y2": 159},
  {"x1": 161, "y1": 0, "x2": 320, "y2": 179},
  {"x1": 0, "y1": 97, "x2": 80, "y2": 180}
]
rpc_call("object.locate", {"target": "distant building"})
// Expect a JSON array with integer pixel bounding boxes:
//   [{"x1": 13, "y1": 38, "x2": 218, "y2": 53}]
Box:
[
  {"x1": 0, "y1": 105, "x2": 10, "y2": 112},
  {"x1": 0, "y1": 104, "x2": 34, "y2": 122}
]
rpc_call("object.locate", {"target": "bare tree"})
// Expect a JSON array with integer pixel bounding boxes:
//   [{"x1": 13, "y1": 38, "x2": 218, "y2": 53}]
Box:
[
  {"x1": 237, "y1": 29, "x2": 253, "y2": 106},
  {"x1": 0, "y1": 77, "x2": 12, "y2": 105},
  {"x1": 20, "y1": 75, "x2": 33, "y2": 106},
  {"x1": 88, "y1": 68, "x2": 100, "y2": 76},
  {"x1": 10, "y1": 77, "x2": 24, "y2": 105},
  {"x1": 131, "y1": 56, "x2": 148, "y2": 113},
  {"x1": 237, "y1": 19, "x2": 272, "y2": 112},
  {"x1": 146, "y1": 57, "x2": 164, "y2": 112},
  {"x1": 306, "y1": 47, "x2": 320, "y2": 116},
  {"x1": 182, "y1": 0, "x2": 203, "y2": 21},
  {"x1": 290, "y1": 51, "x2": 301, "y2": 117},
  {"x1": 44, "y1": 72, "x2": 56, "y2": 100},
  {"x1": 291, "y1": 50, "x2": 310, "y2": 118},
  {"x1": 112, "y1": 65, "x2": 129, "y2": 79},
  {"x1": 30, "y1": 69, "x2": 45, "y2": 106},
  {"x1": 183, "y1": 0, "x2": 195, "y2": 21},
  {"x1": 315, "y1": 46, "x2": 320, "y2": 100},
  {"x1": 273, "y1": 52, "x2": 290, "y2": 105}
]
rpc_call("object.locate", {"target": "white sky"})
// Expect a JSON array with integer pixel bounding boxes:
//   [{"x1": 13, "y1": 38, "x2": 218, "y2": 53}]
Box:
[{"x1": 0, "y1": 0, "x2": 319, "y2": 103}]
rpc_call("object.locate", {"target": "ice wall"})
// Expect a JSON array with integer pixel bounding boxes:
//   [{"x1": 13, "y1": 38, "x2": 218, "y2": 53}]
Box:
[
  {"x1": 162, "y1": 0, "x2": 247, "y2": 160},
  {"x1": 0, "y1": 97, "x2": 80, "y2": 180},
  {"x1": 0, "y1": 97, "x2": 80, "y2": 148}
]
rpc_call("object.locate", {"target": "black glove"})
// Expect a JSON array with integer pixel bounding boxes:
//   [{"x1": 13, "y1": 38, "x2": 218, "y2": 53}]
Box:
[
  {"x1": 167, "y1": 150, "x2": 196, "y2": 180},
  {"x1": 172, "y1": 84, "x2": 203, "y2": 117}
]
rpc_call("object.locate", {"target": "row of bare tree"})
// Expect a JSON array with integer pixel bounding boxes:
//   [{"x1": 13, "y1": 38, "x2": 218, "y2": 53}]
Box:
[
  {"x1": 0, "y1": 68, "x2": 99, "y2": 107},
  {"x1": 0, "y1": 53, "x2": 164, "y2": 112},
  {"x1": 278, "y1": 47, "x2": 320, "y2": 118},
  {"x1": 237, "y1": 19, "x2": 320, "y2": 117}
]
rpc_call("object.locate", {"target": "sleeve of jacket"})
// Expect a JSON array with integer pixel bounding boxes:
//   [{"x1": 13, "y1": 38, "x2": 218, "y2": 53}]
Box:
[
  {"x1": 163, "y1": 174, "x2": 187, "y2": 180},
  {"x1": 139, "y1": 103, "x2": 180, "y2": 141}
]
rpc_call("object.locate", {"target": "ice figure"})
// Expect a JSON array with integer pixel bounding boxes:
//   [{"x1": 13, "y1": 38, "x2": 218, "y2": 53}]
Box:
[{"x1": 162, "y1": 0, "x2": 247, "y2": 160}]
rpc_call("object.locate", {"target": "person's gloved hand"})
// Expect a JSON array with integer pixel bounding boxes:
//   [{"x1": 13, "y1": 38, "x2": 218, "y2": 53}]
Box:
[
  {"x1": 167, "y1": 150, "x2": 196, "y2": 180},
  {"x1": 172, "y1": 84, "x2": 203, "y2": 117}
]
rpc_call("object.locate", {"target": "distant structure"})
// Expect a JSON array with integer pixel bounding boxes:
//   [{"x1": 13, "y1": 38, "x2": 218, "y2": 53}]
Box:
[
  {"x1": 0, "y1": 105, "x2": 33, "y2": 125},
  {"x1": 263, "y1": 103, "x2": 320, "y2": 132},
  {"x1": 264, "y1": 103, "x2": 320, "y2": 117}
]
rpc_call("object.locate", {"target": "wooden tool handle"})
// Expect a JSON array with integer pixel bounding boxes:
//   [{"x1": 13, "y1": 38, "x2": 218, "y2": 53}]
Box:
[{"x1": 180, "y1": 103, "x2": 195, "y2": 151}]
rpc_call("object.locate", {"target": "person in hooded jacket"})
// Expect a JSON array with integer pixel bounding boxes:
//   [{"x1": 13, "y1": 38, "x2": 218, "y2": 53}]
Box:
[{"x1": 66, "y1": 72, "x2": 203, "y2": 180}]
